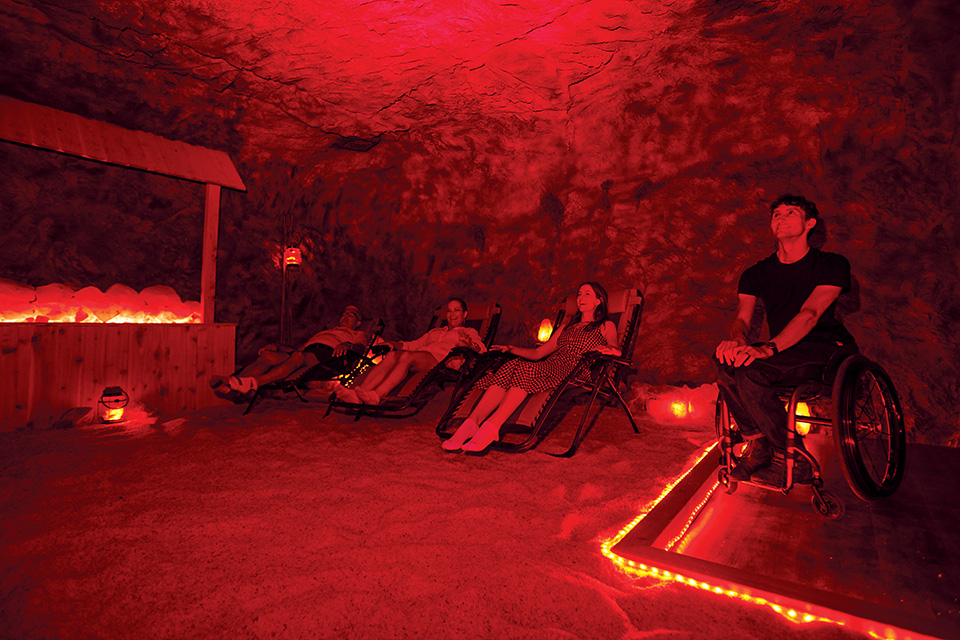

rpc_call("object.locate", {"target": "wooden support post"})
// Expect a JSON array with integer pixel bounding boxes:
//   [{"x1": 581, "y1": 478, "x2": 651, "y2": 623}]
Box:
[{"x1": 201, "y1": 183, "x2": 221, "y2": 323}]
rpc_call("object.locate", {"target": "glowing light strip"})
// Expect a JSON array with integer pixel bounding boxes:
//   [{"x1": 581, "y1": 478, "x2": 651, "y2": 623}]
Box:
[
  {"x1": 661, "y1": 481, "x2": 719, "y2": 552},
  {"x1": 599, "y1": 443, "x2": 925, "y2": 640}
]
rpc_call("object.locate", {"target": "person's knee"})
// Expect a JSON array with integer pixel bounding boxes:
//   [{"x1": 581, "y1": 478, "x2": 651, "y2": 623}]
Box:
[
  {"x1": 738, "y1": 363, "x2": 773, "y2": 388},
  {"x1": 395, "y1": 351, "x2": 417, "y2": 367},
  {"x1": 287, "y1": 351, "x2": 306, "y2": 367},
  {"x1": 713, "y1": 356, "x2": 736, "y2": 384},
  {"x1": 263, "y1": 350, "x2": 288, "y2": 366},
  {"x1": 381, "y1": 349, "x2": 402, "y2": 365}
]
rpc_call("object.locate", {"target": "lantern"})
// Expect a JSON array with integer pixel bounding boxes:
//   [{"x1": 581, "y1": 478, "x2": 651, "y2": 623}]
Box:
[
  {"x1": 537, "y1": 318, "x2": 554, "y2": 343},
  {"x1": 98, "y1": 386, "x2": 129, "y2": 423},
  {"x1": 283, "y1": 246, "x2": 302, "y2": 269}
]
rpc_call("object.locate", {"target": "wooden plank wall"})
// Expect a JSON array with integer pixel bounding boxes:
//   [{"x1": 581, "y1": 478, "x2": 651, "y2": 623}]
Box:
[{"x1": 0, "y1": 323, "x2": 236, "y2": 430}]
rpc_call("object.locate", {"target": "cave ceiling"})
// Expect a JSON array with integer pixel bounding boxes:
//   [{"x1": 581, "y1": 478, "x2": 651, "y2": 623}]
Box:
[{"x1": 3, "y1": 0, "x2": 710, "y2": 168}]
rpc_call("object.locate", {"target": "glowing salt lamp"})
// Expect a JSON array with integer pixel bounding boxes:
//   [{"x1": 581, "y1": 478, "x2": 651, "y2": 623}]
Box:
[
  {"x1": 646, "y1": 386, "x2": 704, "y2": 422},
  {"x1": 795, "y1": 401, "x2": 812, "y2": 435},
  {"x1": 98, "y1": 386, "x2": 129, "y2": 423},
  {"x1": 670, "y1": 399, "x2": 693, "y2": 419},
  {"x1": 537, "y1": 318, "x2": 554, "y2": 343},
  {"x1": 283, "y1": 246, "x2": 302, "y2": 269}
]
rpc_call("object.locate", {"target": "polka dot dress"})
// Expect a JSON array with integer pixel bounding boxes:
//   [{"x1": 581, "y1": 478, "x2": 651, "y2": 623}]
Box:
[{"x1": 479, "y1": 323, "x2": 607, "y2": 394}]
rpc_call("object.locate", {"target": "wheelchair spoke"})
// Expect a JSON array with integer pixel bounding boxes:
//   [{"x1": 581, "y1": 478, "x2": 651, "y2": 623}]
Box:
[
  {"x1": 853, "y1": 371, "x2": 896, "y2": 485},
  {"x1": 833, "y1": 356, "x2": 906, "y2": 500}
]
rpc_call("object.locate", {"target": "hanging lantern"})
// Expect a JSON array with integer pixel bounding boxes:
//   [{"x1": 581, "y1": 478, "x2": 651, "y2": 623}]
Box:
[
  {"x1": 283, "y1": 246, "x2": 302, "y2": 269},
  {"x1": 537, "y1": 318, "x2": 554, "y2": 343},
  {"x1": 98, "y1": 386, "x2": 129, "y2": 423}
]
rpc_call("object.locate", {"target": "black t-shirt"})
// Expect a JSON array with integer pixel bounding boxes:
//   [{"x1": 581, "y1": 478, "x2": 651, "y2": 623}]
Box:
[{"x1": 738, "y1": 248, "x2": 855, "y2": 345}]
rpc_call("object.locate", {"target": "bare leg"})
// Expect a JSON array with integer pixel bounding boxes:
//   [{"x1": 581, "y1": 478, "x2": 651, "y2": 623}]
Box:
[
  {"x1": 252, "y1": 351, "x2": 319, "y2": 387},
  {"x1": 212, "y1": 345, "x2": 292, "y2": 389},
  {"x1": 355, "y1": 350, "x2": 402, "y2": 392},
  {"x1": 237, "y1": 344, "x2": 294, "y2": 377},
  {"x1": 461, "y1": 387, "x2": 529, "y2": 452},
  {"x1": 444, "y1": 385, "x2": 507, "y2": 450},
  {"x1": 359, "y1": 350, "x2": 438, "y2": 399},
  {"x1": 466, "y1": 385, "x2": 507, "y2": 424}
]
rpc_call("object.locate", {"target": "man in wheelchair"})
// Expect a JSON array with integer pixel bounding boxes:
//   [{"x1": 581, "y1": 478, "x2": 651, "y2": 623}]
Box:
[{"x1": 714, "y1": 194, "x2": 857, "y2": 483}]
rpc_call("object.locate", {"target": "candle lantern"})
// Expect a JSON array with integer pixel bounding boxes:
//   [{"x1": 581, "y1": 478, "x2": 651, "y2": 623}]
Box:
[
  {"x1": 537, "y1": 318, "x2": 554, "y2": 343},
  {"x1": 98, "y1": 386, "x2": 129, "y2": 423}
]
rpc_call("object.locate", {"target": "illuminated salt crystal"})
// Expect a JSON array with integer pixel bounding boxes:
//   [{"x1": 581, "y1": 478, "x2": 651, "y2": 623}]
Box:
[{"x1": 0, "y1": 280, "x2": 199, "y2": 323}]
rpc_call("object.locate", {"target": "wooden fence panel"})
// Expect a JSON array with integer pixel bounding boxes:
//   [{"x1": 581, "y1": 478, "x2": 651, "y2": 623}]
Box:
[{"x1": 0, "y1": 323, "x2": 236, "y2": 431}]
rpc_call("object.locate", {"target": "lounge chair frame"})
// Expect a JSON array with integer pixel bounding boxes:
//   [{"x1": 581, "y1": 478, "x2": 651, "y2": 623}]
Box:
[
  {"x1": 242, "y1": 318, "x2": 385, "y2": 415},
  {"x1": 324, "y1": 301, "x2": 502, "y2": 420},
  {"x1": 436, "y1": 288, "x2": 644, "y2": 457}
]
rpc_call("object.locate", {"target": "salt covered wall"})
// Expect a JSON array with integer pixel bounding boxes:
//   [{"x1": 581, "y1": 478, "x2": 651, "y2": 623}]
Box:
[{"x1": 0, "y1": 0, "x2": 957, "y2": 443}]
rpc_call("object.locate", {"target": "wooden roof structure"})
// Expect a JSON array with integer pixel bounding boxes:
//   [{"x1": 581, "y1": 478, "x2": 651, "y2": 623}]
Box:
[{"x1": 0, "y1": 96, "x2": 247, "y2": 322}]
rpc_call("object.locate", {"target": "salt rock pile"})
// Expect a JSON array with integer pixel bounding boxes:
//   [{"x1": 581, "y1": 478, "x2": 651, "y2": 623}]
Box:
[{"x1": 0, "y1": 280, "x2": 200, "y2": 324}]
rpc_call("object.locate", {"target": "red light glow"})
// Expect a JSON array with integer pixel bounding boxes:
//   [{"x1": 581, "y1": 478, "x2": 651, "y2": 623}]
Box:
[
  {"x1": 600, "y1": 444, "x2": 925, "y2": 640},
  {"x1": 795, "y1": 401, "x2": 812, "y2": 436},
  {"x1": 283, "y1": 246, "x2": 302, "y2": 268},
  {"x1": 537, "y1": 318, "x2": 554, "y2": 342},
  {"x1": 0, "y1": 281, "x2": 200, "y2": 324},
  {"x1": 102, "y1": 407, "x2": 125, "y2": 422},
  {"x1": 647, "y1": 393, "x2": 699, "y2": 422},
  {"x1": 670, "y1": 400, "x2": 692, "y2": 418}
]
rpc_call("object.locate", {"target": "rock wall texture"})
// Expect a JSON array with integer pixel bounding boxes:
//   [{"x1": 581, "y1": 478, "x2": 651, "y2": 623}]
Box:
[{"x1": 1, "y1": 0, "x2": 958, "y2": 444}]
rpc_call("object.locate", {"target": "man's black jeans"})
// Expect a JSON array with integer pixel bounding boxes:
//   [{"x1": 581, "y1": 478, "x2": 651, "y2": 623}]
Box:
[{"x1": 714, "y1": 340, "x2": 853, "y2": 451}]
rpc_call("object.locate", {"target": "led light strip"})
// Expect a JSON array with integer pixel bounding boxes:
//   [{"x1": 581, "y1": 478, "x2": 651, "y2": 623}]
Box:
[
  {"x1": 661, "y1": 480, "x2": 719, "y2": 552},
  {"x1": 599, "y1": 443, "x2": 920, "y2": 640}
]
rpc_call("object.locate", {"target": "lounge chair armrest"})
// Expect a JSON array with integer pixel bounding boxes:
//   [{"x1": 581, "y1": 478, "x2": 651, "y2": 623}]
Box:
[
  {"x1": 370, "y1": 344, "x2": 392, "y2": 357},
  {"x1": 605, "y1": 354, "x2": 633, "y2": 367},
  {"x1": 582, "y1": 350, "x2": 630, "y2": 366},
  {"x1": 448, "y1": 346, "x2": 481, "y2": 358}
]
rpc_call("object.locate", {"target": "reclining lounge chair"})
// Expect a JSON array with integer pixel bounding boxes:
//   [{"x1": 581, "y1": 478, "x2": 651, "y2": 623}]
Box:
[
  {"x1": 436, "y1": 288, "x2": 644, "y2": 457},
  {"x1": 325, "y1": 301, "x2": 502, "y2": 420},
  {"x1": 242, "y1": 318, "x2": 386, "y2": 415}
]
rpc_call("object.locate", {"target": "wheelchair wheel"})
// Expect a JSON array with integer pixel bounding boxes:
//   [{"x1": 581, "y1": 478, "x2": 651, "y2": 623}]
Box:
[
  {"x1": 832, "y1": 356, "x2": 906, "y2": 500},
  {"x1": 718, "y1": 467, "x2": 737, "y2": 494}
]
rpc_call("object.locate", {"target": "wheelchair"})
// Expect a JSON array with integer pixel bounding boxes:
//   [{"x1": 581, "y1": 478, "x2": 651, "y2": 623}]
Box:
[{"x1": 716, "y1": 350, "x2": 906, "y2": 519}]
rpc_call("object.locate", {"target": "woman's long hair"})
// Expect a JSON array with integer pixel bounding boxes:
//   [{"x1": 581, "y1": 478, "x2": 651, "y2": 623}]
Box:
[{"x1": 563, "y1": 282, "x2": 610, "y2": 332}]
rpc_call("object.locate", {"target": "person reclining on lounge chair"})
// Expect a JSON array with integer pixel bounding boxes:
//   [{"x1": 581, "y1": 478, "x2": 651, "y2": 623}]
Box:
[
  {"x1": 333, "y1": 297, "x2": 485, "y2": 406},
  {"x1": 442, "y1": 282, "x2": 620, "y2": 455},
  {"x1": 211, "y1": 305, "x2": 368, "y2": 397}
]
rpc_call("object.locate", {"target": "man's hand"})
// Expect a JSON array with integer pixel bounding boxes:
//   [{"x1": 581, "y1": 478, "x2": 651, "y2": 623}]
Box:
[
  {"x1": 332, "y1": 343, "x2": 352, "y2": 358},
  {"x1": 730, "y1": 343, "x2": 776, "y2": 367},
  {"x1": 715, "y1": 339, "x2": 747, "y2": 365},
  {"x1": 454, "y1": 327, "x2": 474, "y2": 348}
]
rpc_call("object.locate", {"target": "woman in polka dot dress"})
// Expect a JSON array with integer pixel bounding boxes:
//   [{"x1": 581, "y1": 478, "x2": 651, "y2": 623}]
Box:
[{"x1": 443, "y1": 282, "x2": 621, "y2": 454}]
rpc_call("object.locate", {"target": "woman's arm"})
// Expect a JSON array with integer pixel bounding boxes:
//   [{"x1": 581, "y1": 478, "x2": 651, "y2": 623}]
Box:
[
  {"x1": 597, "y1": 320, "x2": 621, "y2": 356},
  {"x1": 499, "y1": 322, "x2": 565, "y2": 360},
  {"x1": 397, "y1": 327, "x2": 438, "y2": 353}
]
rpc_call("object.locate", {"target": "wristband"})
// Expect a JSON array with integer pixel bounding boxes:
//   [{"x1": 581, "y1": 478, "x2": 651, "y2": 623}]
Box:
[{"x1": 751, "y1": 341, "x2": 779, "y2": 355}]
